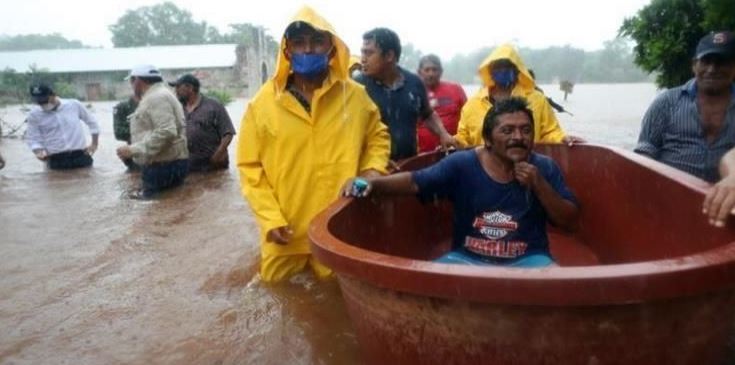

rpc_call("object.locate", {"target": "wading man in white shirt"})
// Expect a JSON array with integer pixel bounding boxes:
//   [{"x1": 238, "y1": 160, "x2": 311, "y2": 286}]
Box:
[{"x1": 24, "y1": 83, "x2": 100, "y2": 170}]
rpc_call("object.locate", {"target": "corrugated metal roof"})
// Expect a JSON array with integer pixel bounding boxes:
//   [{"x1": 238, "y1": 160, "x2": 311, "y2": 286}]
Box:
[{"x1": 0, "y1": 44, "x2": 238, "y2": 73}]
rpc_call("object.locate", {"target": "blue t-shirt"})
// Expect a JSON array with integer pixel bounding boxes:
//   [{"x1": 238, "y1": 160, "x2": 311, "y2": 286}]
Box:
[
  {"x1": 412, "y1": 150, "x2": 576, "y2": 263},
  {"x1": 356, "y1": 67, "x2": 432, "y2": 161}
]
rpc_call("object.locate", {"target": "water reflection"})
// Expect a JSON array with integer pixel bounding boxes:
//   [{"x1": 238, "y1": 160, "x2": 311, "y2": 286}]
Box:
[
  {"x1": 0, "y1": 84, "x2": 669, "y2": 364},
  {"x1": 0, "y1": 100, "x2": 357, "y2": 364}
]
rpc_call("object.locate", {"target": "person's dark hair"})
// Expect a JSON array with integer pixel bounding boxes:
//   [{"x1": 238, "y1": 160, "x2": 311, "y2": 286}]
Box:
[
  {"x1": 482, "y1": 97, "x2": 534, "y2": 141},
  {"x1": 490, "y1": 58, "x2": 517, "y2": 72},
  {"x1": 363, "y1": 27, "x2": 401, "y2": 61},
  {"x1": 418, "y1": 54, "x2": 442, "y2": 71},
  {"x1": 137, "y1": 76, "x2": 163, "y2": 84},
  {"x1": 284, "y1": 21, "x2": 317, "y2": 39}
]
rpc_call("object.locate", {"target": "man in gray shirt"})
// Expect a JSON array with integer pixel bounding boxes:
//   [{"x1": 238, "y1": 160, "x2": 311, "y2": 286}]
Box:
[{"x1": 169, "y1": 74, "x2": 235, "y2": 172}]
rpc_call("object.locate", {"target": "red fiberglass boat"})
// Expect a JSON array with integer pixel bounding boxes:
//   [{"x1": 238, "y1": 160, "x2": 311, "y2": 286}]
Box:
[{"x1": 309, "y1": 144, "x2": 735, "y2": 365}]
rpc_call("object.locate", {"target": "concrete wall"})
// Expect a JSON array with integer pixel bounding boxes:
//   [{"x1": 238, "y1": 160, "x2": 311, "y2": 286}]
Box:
[
  {"x1": 61, "y1": 40, "x2": 277, "y2": 101},
  {"x1": 235, "y1": 29, "x2": 278, "y2": 98}
]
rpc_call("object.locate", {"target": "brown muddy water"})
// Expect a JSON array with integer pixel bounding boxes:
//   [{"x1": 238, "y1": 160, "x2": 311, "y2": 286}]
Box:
[{"x1": 0, "y1": 83, "x2": 664, "y2": 364}]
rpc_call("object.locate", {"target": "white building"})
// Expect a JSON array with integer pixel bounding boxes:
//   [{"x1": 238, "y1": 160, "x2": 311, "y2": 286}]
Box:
[{"x1": 0, "y1": 43, "x2": 275, "y2": 100}]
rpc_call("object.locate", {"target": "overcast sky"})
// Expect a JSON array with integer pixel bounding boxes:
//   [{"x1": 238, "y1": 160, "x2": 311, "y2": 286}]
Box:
[{"x1": 0, "y1": 0, "x2": 650, "y2": 59}]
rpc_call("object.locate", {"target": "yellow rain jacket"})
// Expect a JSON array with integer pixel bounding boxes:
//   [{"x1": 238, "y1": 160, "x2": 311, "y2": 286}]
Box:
[
  {"x1": 237, "y1": 7, "x2": 390, "y2": 260},
  {"x1": 349, "y1": 55, "x2": 361, "y2": 70},
  {"x1": 455, "y1": 44, "x2": 566, "y2": 147}
]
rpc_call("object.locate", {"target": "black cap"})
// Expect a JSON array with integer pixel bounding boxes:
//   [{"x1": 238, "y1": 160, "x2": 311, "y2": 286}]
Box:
[
  {"x1": 284, "y1": 21, "x2": 317, "y2": 39},
  {"x1": 168, "y1": 74, "x2": 200, "y2": 88},
  {"x1": 696, "y1": 31, "x2": 735, "y2": 59},
  {"x1": 29, "y1": 83, "x2": 54, "y2": 103}
]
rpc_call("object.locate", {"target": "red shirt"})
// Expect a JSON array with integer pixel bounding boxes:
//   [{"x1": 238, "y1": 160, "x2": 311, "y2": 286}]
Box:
[{"x1": 418, "y1": 81, "x2": 467, "y2": 152}]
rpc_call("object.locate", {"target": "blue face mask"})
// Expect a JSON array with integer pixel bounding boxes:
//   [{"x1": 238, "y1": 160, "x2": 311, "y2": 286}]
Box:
[
  {"x1": 492, "y1": 69, "x2": 517, "y2": 88},
  {"x1": 291, "y1": 52, "x2": 329, "y2": 78}
]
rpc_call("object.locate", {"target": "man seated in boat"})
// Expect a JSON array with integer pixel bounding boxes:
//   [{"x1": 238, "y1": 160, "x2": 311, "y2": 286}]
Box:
[
  {"x1": 635, "y1": 31, "x2": 735, "y2": 227},
  {"x1": 344, "y1": 97, "x2": 579, "y2": 267}
]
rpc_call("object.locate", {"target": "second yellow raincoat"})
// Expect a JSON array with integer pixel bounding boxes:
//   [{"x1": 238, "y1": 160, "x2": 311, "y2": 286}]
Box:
[
  {"x1": 236, "y1": 7, "x2": 390, "y2": 282},
  {"x1": 349, "y1": 55, "x2": 361, "y2": 71},
  {"x1": 455, "y1": 44, "x2": 567, "y2": 147}
]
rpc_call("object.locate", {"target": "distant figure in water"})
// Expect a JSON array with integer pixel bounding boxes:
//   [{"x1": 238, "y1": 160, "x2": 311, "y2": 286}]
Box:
[
  {"x1": 169, "y1": 74, "x2": 236, "y2": 172},
  {"x1": 24, "y1": 83, "x2": 99, "y2": 170},
  {"x1": 637, "y1": 31, "x2": 735, "y2": 227},
  {"x1": 417, "y1": 54, "x2": 467, "y2": 153},
  {"x1": 0, "y1": 152, "x2": 4, "y2": 170},
  {"x1": 454, "y1": 44, "x2": 585, "y2": 148},
  {"x1": 237, "y1": 6, "x2": 390, "y2": 283},
  {"x1": 116, "y1": 65, "x2": 189, "y2": 199},
  {"x1": 112, "y1": 94, "x2": 140, "y2": 171},
  {"x1": 527, "y1": 69, "x2": 572, "y2": 116},
  {"x1": 346, "y1": 97, "x2": 579, "y2": 267},
  {"x1": 559, "y1": 80, "x2": 574, "y2": 101}
]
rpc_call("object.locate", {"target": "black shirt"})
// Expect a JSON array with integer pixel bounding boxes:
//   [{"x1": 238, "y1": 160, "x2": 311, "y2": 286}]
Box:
[
  {"x1": 356, "y1": 67, "x2": 433, "y2": 161},
  {"x1": 184, "y1": 96, "x2": 236, "y2": 170}
]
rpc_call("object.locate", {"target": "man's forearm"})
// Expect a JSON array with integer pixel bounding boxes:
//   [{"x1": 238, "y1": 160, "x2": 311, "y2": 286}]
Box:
[
  {"x1": 533, "y1": 179, "x2": 579, "y2": 231},
  {"x1": 369, "y1": 172, "x2": 419, "y2": 195},
  {"x1": 214, "y1": 134, "x2": 234, "y2": 157},
  {"x1": 425, "y1": 112, "x2": 450, "y2": 137},
  {"x1": 703, "y1": 148, "x2": 735, "y2": 228},
  {"x1": 720, "y1": 148, "x2": 735, "y2": 178}
]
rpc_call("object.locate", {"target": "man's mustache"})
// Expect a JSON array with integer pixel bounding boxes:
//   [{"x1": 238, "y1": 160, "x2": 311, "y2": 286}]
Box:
[{"x1": 507, "y1": 143, "x2": 528, "y2": 150}]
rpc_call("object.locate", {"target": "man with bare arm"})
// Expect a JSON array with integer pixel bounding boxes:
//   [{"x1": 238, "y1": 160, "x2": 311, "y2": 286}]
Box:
[{"x1": 346, "y1": 97, "x2": 578, "y2": 267}]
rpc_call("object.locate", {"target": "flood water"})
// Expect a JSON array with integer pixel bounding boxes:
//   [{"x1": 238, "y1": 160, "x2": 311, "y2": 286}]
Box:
[{"x1": 0, "y1": 83, "x2": 659, "y2": 364}]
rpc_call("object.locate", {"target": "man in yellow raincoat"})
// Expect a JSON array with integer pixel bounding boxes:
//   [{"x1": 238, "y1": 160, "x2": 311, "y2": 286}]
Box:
[
  {"x1": 237, "y1": 6, "x2": 390, "y2": 283},
  {"x1": 455, "y1": 44, "x2": 585, "y2": 147}
]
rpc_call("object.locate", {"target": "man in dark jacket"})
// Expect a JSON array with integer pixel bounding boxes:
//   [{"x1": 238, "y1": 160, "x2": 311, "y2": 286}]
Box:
[{"x1": 113, "y1": 95, "x2": 139, "y2": 170}]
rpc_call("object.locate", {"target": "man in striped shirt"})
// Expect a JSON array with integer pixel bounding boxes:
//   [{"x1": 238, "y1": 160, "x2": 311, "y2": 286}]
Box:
[{"x1": 635, "y1": 31, "x2": 735, "y2": 184}]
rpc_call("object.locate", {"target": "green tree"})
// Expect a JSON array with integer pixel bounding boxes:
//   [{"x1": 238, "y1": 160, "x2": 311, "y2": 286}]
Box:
[
  {"x1": 702, "y1": 0, "x2": 735, "y2": 30},
  {"x1": 109, "y1": 2, "x2": 213, "y2": 47},
  {"x1": 581, "y1": 38, "x2": 650, "y2": 83},
  {"x1": 0, "y1": 66, "x2": 78, "y2": 105},
  {"x1": 0, "y1": 33, "x2": 87, "y2": 51},
  {"x1": 204, "y1": 89, "x2": 233, "y2": 105},
  {"x1": 619, "y1": 0, "x2": 735, "y2": 88},
  {"x1": 398, "y1": 43, "x2": 424, "y2": 72},
  {"x1": 443, "y1": 47, "x2": 492, "y2": 84},
  {"x1": 0, "y1": 68, "x2": 32, "y2": 103},
  {"x1": 214, "y1": 23, "x2": 279, "y2": 53},
  {"x1": 435, "y1": 43, "x2": 648, "y2": 86},
  {"x1": 109, "y1": 3, "x2": 279, "y2": 53},
  {"x1": 521, "y1": 45, "x2": 586, "y2": 83}
]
